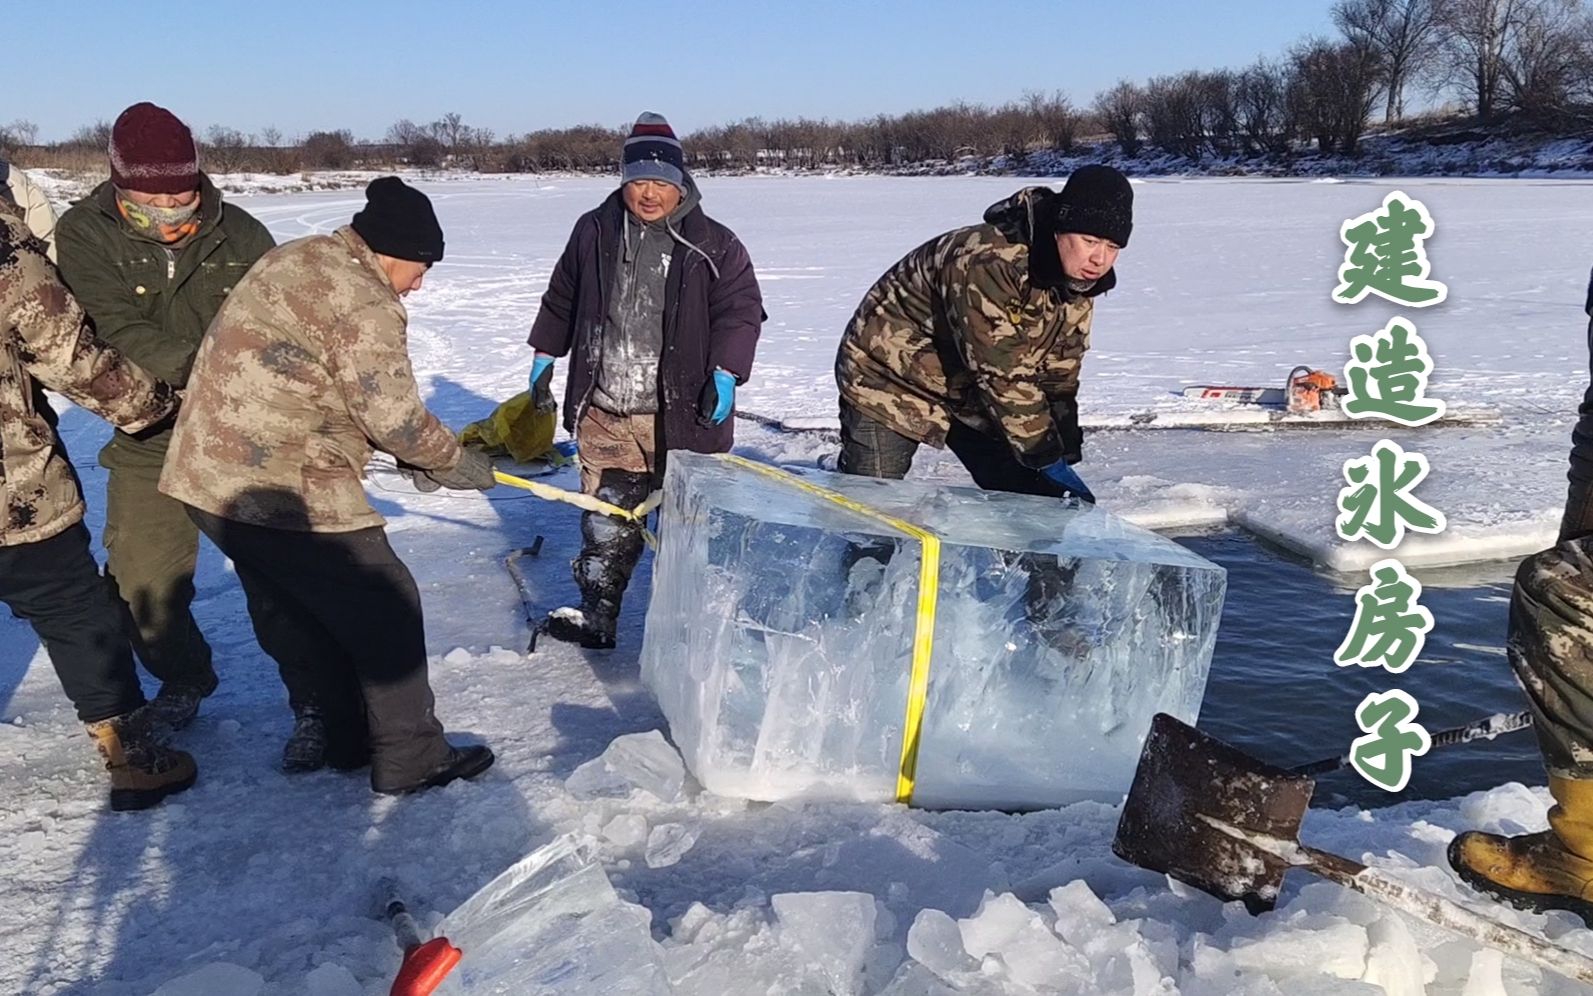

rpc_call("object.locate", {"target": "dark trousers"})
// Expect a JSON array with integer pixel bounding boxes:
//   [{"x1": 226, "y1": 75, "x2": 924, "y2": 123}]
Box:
[
  {"x1": 186, "y1": 508, "x2": 450, "y2": 788},
  {"x1": 837, "y1": 400, "x2": 1073, "y2": 498},
  {"x1": 0, "y1": 523, "x2": 144, "y2": 723},
  {"x1": 836, "y1": 400, "x2": 1078, "y2": 629},
  {"x1": 102, "y1": 453, "x2": 217, "y2": 692}
]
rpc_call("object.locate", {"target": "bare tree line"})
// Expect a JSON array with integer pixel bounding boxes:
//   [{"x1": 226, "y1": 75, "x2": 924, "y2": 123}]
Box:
[{"x1": 8, "y1": 0, "x2": 1593, "y2": 175}]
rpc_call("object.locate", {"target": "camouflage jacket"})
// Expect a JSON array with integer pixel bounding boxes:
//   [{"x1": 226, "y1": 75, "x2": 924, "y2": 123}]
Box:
[
  {"x1": 0, "y1": 201, "x2": 174, "y2": 547},
  {"x1": 160, "y1": 226, "x2": 464, "y2": 533},
  {"x1": 835, "y1": 186, "x2": 1114, "y2": 469}
]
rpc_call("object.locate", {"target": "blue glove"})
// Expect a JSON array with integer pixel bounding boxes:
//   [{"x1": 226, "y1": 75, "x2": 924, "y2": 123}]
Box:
[
  {"x1": 1040, "y1": 460, "x2": 1096, "y2": 504},
  {"x1": 699, "y1": 369, "x2": 737, "y2": 426},
  {"x1": 529, "y1": 354, "x2": 555, "y2": 411}
]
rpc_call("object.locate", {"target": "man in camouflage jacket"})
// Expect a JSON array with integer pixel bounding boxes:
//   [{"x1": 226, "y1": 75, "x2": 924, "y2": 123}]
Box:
[
  {"x1": 0, "y1": 196, "x2": 197, "y2": 812},
  {"x1": 160, "y1": 177, "x2": 495, "y2": 795},
  {"x1": 835, "y1": 165, "x2": 1133, "y2": 499}
]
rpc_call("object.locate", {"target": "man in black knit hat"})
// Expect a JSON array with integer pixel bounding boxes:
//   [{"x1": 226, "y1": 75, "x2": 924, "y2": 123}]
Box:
[
  {"x1": 161, "y1": 177, "x2": 496, "y2": 793},
  {"x1": 835, "y1": 165, "x2": 1133, "y2": 499}
]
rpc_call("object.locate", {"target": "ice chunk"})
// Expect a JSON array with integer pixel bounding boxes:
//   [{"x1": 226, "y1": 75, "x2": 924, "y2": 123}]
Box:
[
  {"x1": 640, "y1": 453, "x2": 1225, "y2": 810},
  {"x1": 957, "y1": 892, "x2": 1090, "y2": 989},
  {"x1": 434, "y1": 834, "x2": 672, "y2": 994},
  {"x1": 566, "y1": 731, "x2": 688, "y2": 802},
  {"x1": 906, "y1": 909, "x2": 978, "y2": 980},
  {"x1": 1359, "y1": 914, "x2": 1431, "y2": 995},
  {"x1": 604, "y1": 813, "x2": 650, "y2": 848},
  {"x1": 772, "y1": 892, "x2": 877, "y2": 996},
  {"x1": 645, "y1": 822, "x2": 701, "y2": 868},
  {"x1": 1049, "y1": 880, "x2": 1116, "y2": 944},
  {"x1": 304, "y1": 962, "x2": 361, "y2": 996},
  {"x1": 153, "y1": 963, "x2": 265, "y2": 996},
  {"x1": 1460, "y1": 948, "x2": 1505, "y2": 996},
  {"x1": 1226, "y1": 921, "x2": 1370, "y2": 980},
  {"x1": 877, "y1": 961, "x2": 1008, "y2": 995}
]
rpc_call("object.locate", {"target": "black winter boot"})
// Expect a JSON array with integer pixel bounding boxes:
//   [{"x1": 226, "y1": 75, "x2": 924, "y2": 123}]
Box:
[
  {"x1": 544, "y1": 599, "x2": 620, "y2": 650},
  {"x1": 282, "y1": 705, "x2": 328, "y2": 773},
  {"x1": 375, "y1": 744, "x2": 495, "y2": 795},
  {"x1": 142, "y1": 681, "x2": 211, "y2": 733},
  {"x1": 544, "y1": 470, "x2": 651, "y2": 650}
]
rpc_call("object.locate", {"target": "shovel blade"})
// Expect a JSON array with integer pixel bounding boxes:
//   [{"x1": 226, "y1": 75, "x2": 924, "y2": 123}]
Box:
[{"x1": 1112, "y1": 713, "x2": 1316, "y2": 913}]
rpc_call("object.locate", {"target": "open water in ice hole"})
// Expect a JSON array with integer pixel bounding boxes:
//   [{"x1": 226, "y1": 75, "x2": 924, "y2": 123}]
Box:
[{"x1": 1173, "y1": 530, "x2": 1542, "y2": 810}]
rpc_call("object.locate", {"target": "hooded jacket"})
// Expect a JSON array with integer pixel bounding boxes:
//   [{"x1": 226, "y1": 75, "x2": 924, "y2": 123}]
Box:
[{"x1": 528, "y1": 179, "x2": 763, "y2": 465}]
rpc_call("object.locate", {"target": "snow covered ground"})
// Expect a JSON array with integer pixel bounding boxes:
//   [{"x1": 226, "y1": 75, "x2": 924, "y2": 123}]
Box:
[{"x1": 4, "y1": 174, "x2": 1593, "y2": 993}]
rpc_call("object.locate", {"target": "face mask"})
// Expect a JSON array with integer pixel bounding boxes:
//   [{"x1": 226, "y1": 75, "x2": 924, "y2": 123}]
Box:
[{"x1": 117, "y1": 194, "x2": 200, "y2": 238}]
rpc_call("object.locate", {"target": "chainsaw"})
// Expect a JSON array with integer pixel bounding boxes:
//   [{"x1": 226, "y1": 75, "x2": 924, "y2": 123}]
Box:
[{"x1": 1180, "y1": 365, "x2": 1344, "y2": 415}]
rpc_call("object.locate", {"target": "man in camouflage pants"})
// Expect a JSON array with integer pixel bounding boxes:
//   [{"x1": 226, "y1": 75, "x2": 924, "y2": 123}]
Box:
[
  {"x1": 834, "y1": 165, "x2": 1131, "y2": 498},
  {"x1": 1449, "y1": 286, "x2": 1593, "y2": 926},
  {"x1": 160, "y1": 177, "x2": 496, "y2": 794},
  {"x1": 0, "y1": 197, "x2": 195, "y2": 812}
]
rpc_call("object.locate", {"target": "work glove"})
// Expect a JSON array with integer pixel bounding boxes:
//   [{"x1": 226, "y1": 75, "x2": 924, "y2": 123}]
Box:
[
  {"x1": 1039, "y1": 459, "x2": 1096, "y2": 505},
  {"x1": 402, "y1": 448, "x2": 498, "y2": 493},
  {"x1": 698, "y1": 369, "x2": 737, "y2": 426},
  {"x1": 529, "y1": 354, "x2": 556, "y2": 412}
]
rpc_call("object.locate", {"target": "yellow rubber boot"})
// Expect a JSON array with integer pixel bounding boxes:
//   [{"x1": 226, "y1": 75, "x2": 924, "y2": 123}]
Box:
[{"x1": 1448, "y1": 776, "x2": 1593, "y2": 925}]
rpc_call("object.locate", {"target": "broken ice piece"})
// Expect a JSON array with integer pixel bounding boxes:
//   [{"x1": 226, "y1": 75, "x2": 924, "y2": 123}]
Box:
[
  {"x1": 153, "y1": 964, "x2": 265, "y2": 996},
  {"x1": 644, "y1": 822, "x2": 701, "y2": 868},
  {"x1": 434, "y1": 835, "x2": 672, "y2": 994},
  {"x1": 774, "y1": 892, "x2": 878, "y2": 996},
  {"x1": 603, "y1": 813, "x2": 650, "y2": 849},
  {"x1": 565, "y1": 730, "x2": 688, "y2": 803}
]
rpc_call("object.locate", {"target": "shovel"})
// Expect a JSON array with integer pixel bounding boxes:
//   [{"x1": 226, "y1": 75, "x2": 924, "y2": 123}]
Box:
[
  {"x1": 1289, "y1": 709, "x2": 1534, "y2": 777},
  {"x1": 1112, "y1": 713, "x2": 1593, "y2": 985}
]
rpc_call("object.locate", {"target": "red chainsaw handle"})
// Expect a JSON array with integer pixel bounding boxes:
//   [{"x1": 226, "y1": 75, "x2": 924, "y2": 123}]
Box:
[{"x1": 390, "y1": 937, "x2": 462, "y2": 996}]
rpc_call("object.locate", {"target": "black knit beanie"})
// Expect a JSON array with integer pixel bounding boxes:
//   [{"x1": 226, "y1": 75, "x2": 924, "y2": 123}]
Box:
[
  {"x1": 1053, "y1": 165, "x2": 1133, "y2": 247},
  {"x1": 351, "y1": 176, "x2": 445, "y2": 263}
]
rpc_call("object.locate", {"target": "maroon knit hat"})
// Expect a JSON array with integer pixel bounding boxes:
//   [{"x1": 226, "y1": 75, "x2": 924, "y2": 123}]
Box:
[{"x1": 108, "y1": 102, "x2": 199, "y2": 194}]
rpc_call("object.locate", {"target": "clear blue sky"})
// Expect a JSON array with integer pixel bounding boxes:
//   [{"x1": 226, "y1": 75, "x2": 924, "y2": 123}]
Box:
[{"x1": 19, "y1": 0, "x2": 1337, "y2": 142}]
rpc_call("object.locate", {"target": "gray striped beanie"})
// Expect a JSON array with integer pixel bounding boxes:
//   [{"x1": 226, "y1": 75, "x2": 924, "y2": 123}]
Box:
[{"x1": 622, "y1": 112, "x2": 685, "y2": 190}]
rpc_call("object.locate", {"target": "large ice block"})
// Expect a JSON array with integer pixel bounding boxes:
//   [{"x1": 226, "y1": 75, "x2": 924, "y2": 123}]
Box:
[
  {"x1": 639, "y1": 453, "x2": 1227, "y2": 810},
  {"x1": 433, "y1": 835, "x2": 673, "y2": 994}
]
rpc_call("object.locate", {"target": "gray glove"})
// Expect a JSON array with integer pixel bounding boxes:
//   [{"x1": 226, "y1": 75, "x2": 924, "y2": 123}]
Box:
[{"x1": 402, "y1": 449, "x2": 497, "y2": 492}]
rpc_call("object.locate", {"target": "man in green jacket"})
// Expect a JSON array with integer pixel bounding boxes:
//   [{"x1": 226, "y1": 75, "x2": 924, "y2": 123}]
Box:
[{"x1": 56, "y1": 102, "x2": 278, "y2": 734}]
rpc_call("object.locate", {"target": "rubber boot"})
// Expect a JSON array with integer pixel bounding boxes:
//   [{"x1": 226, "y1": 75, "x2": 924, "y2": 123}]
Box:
[
  {"x1": 544, "y1": 598, "x2": 619, "y2": 650},
  {"x1": 85, "y1": 711, "x2": 198, "y2": 812},
  {"x1": 543, "y1": 471, "x2": 649, "y2": 650},
  {"x1": 1448, "y1": 775, "x2": 1593, "y2": 926}
]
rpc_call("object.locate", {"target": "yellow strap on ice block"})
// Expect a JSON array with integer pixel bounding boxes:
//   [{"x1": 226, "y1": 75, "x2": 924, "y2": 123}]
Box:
[
  {"x1": 721, "y1": 455, "x2": 940, "y2": 804},
  {"x1": 492, "y1": 471, "x2": 661, "y2": 549}
]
